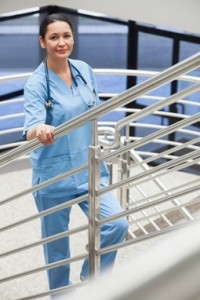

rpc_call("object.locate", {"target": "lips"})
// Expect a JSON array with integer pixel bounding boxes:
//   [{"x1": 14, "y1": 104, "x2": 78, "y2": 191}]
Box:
[{"x1": 57, "y1": 49, "x2": 67, "y2": 54}]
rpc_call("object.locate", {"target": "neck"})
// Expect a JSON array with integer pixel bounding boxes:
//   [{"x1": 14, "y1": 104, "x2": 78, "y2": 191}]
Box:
[{"x1": 46, "y1": 57, "x2": 69, "y2": 75}]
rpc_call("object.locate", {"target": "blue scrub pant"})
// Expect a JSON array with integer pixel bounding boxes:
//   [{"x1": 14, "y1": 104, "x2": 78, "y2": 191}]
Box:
[{"x1": 35, "y1": 188, "x2": 128, "y2": 290}]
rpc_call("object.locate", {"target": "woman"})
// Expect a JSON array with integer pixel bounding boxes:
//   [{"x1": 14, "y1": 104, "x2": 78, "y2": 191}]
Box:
[{"x1": 23, "y1": 13, "x2": 128, "y2": 292}]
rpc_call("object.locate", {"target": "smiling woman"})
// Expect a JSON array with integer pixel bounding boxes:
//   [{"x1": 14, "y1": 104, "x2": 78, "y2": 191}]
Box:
[
  {"x1": 39, "y1": 17, "x2": 74, "y2": 88},
  {"x1": 22, "y1": 13, "x2": 128, "y2": 296}
]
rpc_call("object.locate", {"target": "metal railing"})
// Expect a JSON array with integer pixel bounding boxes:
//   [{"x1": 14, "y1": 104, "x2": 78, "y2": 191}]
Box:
[{"x1": 0, "y1": 52, "x2": 200, "y2": 299}]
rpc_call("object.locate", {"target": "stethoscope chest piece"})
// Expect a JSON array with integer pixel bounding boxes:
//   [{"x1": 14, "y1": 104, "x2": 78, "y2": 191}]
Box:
[{"x1": 45, "y1": 99, "x2": 53, "y2": 109}]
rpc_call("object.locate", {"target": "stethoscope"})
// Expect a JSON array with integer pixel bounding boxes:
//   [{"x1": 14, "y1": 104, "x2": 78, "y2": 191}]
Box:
[{"x1": 44, "y1": 59, "x2": 97, "y2": 109}]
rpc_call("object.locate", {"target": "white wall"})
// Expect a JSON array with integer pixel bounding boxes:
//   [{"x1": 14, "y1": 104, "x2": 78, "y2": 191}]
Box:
[{"x1": 0, "y1": 0, "x2": 200, "y2": 35}]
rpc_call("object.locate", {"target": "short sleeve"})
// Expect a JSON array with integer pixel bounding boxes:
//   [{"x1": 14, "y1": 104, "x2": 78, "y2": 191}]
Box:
[{"x1": 23, "y1": 79, "x2": 47, "y2": 139}]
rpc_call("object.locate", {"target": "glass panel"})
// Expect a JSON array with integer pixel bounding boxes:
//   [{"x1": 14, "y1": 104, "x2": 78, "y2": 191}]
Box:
[
  {"x1": 135, "y1": 32, "x2": 174, "y2": 136},
  {"x1": 77, "y1": 16, "x2": 128, "y2": 93},
  {"x1": 73, "y1": 16, "x2": 129, "y2": 124},
  {"x1": 179, "y1": 41, "x2": 200, "y2": 62},
  {"x1": 137, "y1": 32, "x2": 173, "y2": 100},
  {"x1": 0, "y1": 14, "x2": 40, "y2": 74},
  {"x1": 0, "y1": 14, "x2": 41, "y2": 99},
  {"x1": 177, "y1": 41, "x2": 200, "y2": 116},
  {"x1": 138, "y1": 32, "x2": 173, "y2": 72}
]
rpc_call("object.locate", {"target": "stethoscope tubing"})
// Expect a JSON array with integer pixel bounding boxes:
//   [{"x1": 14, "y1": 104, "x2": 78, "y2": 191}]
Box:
[{"x1": 44, "y1": 59, "x2": 96, "y2": 109}]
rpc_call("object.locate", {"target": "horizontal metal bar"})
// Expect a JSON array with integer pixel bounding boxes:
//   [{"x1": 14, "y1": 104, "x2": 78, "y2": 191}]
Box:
[
  {"x1": 0, "y1": 141, "x2": 26, "y2": 150},
  {"x1": 118, "y1": 82, "x2": 200, "y2": 129},
  {"x1": 0, "y1": 224, "x2": 88, "y2": 258},
  {"x1": 129, "y1": 177, "x2": 200, "y2": 207},
  {"x1": 128, "y1": 197, "x2": 200, "y2": 224},
  {"x1": 0, "y1": 193, "x2": 88, "y2": 232},
  {"x1": 17, "y1": 282, "x2": 85, "y2": 300},
  {"x1": 0, "y1": 113, "x2": 24, "y2": 120},
  {"x1": 0, "y1": 163, "x2": 87, "y2": 206},
  {"x1": 98, "y1": 182, "x2": 200, "y2": 225},
  {"x1": 100, "y1": 82, "x2": 200, "y2": 148},
  {"x1": 94, "y1": 69, "x2": 200, "y2": 83},
  {"x1": 100, "y1": 112, "x2": 200, "y2": 162},
  {"x1": 133, "y1": 136, "x2": 200, "y2": 170},
  {"x1": 1, "y1": 69, "x2": 200, "y2": 83},
  {"x1": 0, "y1": 98, "x2": 24, "y2": 105},
  {"x1": 98, "y1": 149, "x2": 200, "y2": 196},
  {"x1": 97, "y1": 218, "x2": 200, "y2": 256},
  {"x1": 0, "y1": 127, "x2": 23, "y2": 135},
  {"x1": 129, "y1": 124, "x2": 200, "y2": 137},
  {"x1": 0, "y1": 253, "x2": 88, "y2": 284},
  {"x1": 0, "y1": 72, "x2": 32, "y2": 82}
]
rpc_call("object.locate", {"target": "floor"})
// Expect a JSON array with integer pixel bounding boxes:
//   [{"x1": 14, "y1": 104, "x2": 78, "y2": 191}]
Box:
[{"x1": 0, "y1": 156, "x2": 199, "y2": 299}]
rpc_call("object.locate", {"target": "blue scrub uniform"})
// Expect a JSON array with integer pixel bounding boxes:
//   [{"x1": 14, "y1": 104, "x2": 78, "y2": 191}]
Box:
[{"x1": 23, "y1": 59, "x2": 128, "y2": 289}]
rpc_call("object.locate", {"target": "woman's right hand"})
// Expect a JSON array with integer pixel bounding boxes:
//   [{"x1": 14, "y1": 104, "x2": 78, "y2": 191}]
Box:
[
  {"x1": 27, "y1": 124, "x2": 55, "y2": 145},
  {"x1": 35, "y1": 124, "x2": 55, "y2": 144}
]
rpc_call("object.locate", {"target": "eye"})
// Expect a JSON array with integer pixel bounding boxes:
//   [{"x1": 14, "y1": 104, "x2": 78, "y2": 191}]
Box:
[
  {"x1": 64, "y1": 33, "x2": 71, "y2": 39},
  {"x1": 50, "y1": 36, "x2": 57, "y2": 40}
]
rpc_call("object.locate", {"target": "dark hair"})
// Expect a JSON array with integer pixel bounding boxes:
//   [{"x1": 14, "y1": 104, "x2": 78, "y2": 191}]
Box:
[{"x1": 39, "y1": 13, "x2": 74, "y2": 39}]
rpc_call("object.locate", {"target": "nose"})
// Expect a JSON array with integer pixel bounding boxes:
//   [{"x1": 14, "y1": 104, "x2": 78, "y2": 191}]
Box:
[{"x1": 58, "y1": 37, "x2": 65, "y2": 46}]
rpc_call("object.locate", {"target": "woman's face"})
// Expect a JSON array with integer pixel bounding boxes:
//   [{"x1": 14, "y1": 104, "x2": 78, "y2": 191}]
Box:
[{"x1": 40, "y1": 20, "x2": 74, "y2": 60}]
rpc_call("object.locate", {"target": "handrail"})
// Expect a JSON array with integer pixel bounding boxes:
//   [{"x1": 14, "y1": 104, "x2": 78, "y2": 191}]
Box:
[{"x1": 0, "y1": 52, "x2": 200, "y2": 168}]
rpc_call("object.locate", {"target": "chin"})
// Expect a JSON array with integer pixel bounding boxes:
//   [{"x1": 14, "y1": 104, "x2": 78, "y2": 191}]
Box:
[{"x1": 55, "y1": 54, "x2": 68, "y2": 60}]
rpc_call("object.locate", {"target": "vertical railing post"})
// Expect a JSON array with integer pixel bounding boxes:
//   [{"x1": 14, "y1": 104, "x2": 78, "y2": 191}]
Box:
[
  {"x1": 120, "y1": 139, "x2": 131, "y2": 210},
  {"x1": 88, "y1": 120, "x2": 101, "y2": 278}
]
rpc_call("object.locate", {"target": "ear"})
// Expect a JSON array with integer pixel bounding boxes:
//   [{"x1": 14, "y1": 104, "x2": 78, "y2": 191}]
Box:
[{"x1": 39, "y1": 36, "x2": 46, "y2": 49}]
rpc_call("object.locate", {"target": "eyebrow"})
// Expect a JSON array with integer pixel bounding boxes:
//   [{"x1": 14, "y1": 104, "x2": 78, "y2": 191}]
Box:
[{"x1": 49, "y1": 31, "x2": 72, "y2": 36}]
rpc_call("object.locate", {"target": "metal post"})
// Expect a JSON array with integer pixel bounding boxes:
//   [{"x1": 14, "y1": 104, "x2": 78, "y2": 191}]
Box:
[
  {"x1": 88, "y1": 121, "x2": 101, "y2": 278},
  {"x1": 120, "y1": 139, "x2": 131, "y2": 210}
]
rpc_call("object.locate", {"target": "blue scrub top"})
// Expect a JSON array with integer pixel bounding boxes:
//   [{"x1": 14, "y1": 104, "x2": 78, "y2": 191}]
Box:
[{"x1": 23, "y1": 59, "x2": 109, "y2": 198}]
